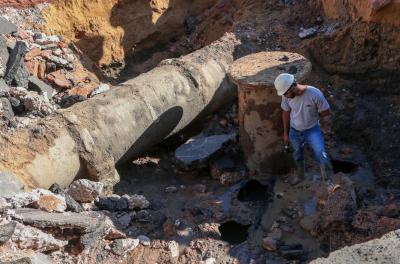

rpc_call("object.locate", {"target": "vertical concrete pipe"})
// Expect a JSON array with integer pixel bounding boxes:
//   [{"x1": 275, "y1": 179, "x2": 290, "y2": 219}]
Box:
[
  {"x1": 228, "y1": 51, "x2": 312, "y2": 175},
  {"x1": 0, "y1": 33, "x2": 240, "y2": 192}
]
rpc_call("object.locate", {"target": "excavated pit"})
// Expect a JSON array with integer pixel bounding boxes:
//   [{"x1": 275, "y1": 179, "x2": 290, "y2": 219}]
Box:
[
  {"x1": 219, "y1": 221, "x2": 250, "y2": 245},
  {"x1": 331, "y1": 160, "x2": 358, "y2": 174},
  {"x1": 237, "y1": 180, "x2": 269, "y2": 202}
]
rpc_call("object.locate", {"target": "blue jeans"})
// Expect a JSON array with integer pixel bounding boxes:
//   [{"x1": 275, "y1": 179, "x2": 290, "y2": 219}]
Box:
[{"x1": 289, "y1": 124, "x2": 330, "y2": 165}]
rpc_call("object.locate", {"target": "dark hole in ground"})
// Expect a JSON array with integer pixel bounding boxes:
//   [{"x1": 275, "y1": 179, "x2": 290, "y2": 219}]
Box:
[
  {"x1": 237, "y1": 180, "x2": 269, "y2": 202},
  {"x1": 331, "y1": 159, "x2": 358, "y2": 174},
  {"x1": 219, "y1": 221, "x2": 250, "y2": 245}
]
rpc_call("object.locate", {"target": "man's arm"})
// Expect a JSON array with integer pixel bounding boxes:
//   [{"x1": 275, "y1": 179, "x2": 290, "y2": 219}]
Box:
[{"x1": 282, "y1": 110, "x2": 290, "y2": 144}]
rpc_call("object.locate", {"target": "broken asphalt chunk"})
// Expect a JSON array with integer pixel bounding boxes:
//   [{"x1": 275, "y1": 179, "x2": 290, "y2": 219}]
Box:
[{"x1": 4, "y1": 41, "x2": 28, "y2": 85}]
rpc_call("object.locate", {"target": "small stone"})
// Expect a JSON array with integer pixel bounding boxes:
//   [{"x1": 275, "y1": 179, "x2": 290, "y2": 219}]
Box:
[
  {"x1": 122, "y1": 194, "x2": 150, "y2": 210},
  {"x1": 47, "y1": 70, "x2": 72, "y2": 89},
  {"x1": 95, "y1": 195, "x2": 122, "y2": 211},
  {"x1": 0, "y1": 98, "x2": 15, "y2": 127},
  {"x1": 138, "y1": 235, "x2": 151, "y2": 246},
  {"x1": 25, "y1": 48, "x2": 42, "y2": 61},
  {"x1": 67, "y1": 179, "x2": 104, "y2": 203},
  {"x1": 89, "y1": 83, "x2": 110, "y2": 97},
  {"x1": 168, "y1": 240, "x2": 179, "y2": 258},
  {"x1": 298, "y1": 27, "x2": 318, "y2": 39},
  {"x1": 165, "y1": 186, "x2": 178, "y2": 193},
  {"x1": 262, "y1": 237, "x2": 277, "y2": 251},
  {"x1": 117, "y1": 213, "x2": 131, "y2": 229},
  {"x1": 111, "y1": 238, "x2": 139, "y2": 256}
]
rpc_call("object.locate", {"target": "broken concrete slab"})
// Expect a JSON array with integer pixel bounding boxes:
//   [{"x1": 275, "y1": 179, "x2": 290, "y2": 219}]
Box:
[
  {"x1": 4, "y1": 41, "x2": 28, "y2": 85},
  {"x1": 27, "y1": 76, "x2": 54, "y2": 100},
  {"x1": 8, "y1": 208, "x2": 100, "y2": 233},
  {"x1": 174, "y1": 133, "x2": 237, "y2": 168},
  {"x1": 0, "y1": 221, "x2": 16, "y2": 245},
  {"x1": 0, "y1": 172, "x2": 24, "y2": 198},
  {"x1": 8, "y1": 188, "x2": 65, "y2": 212},
  {"x1": 0, "y1": 17, "x2": 17, "y2": 35},
  {"x1": 11, "y1": 222, "x2": 67, "y2": 252},
  {"x1": 0, "y1": 253, "x2": 51, "y2": 264}
]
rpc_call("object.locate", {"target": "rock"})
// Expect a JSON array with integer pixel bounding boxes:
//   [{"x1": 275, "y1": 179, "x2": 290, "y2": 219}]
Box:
[
  {"x1": 35, "y1": 35, "x2": 60, "y2": 45},
  {"x1": 0, "y1": 17, "x2": 17, "y2": 35},
  {"x1": 111, "y1": 238, "x2": 139, "y2": 256},
  {"x1": 262, "y1": 237, "x2": 277, "y2": 251},
  {"x1": 24, "y1": 48, "x2": 42, "y2": 61},
  {"x1": 0, "y1": 172, "x2": 24, "y2": 198},
  {"x1": 298, "y1": 27, "x2": 318, "y2": 39},
  {"x1": 168, "y1": 240, "x2": 179, "y2": 258},
  {"x1": 28, "y1": 76, "x2": 54, "y2": 100},
  {"x1": 46, "y1": 70, "x2": 72, "y2": 89},
  {"x1": 9, "y1": 87, "x2": 55, "y2": 115},
  {"x1": 220, "y1": 171, "x2": 243, "y2": 185},
  {"x1": 11, "y1": 222, "x2": 67, "y2": 252},
  {"x1": 174, "y1": 133, "x2": 236, "y2": 169},
  {"x1": 67, "y1": 179, "x2": 104, "y2": 203},
  {"x1": 0, "y1": 79, "x2": 10, "y2": 97},
  {"x1": 30, "y1": 193, "x2": 67, "y2": 213},
  {"x1": 8, "y1": 188, "x2": 66, "y2": 212},
  {"x1": 122, "y1": 194, "x2": 150, "y2": 210},
  {"x1": 138, "y1": 235, "x2": 151, "y2": 246},
  {"x1": 0, "y1": 197, "x2": 12, "y2": 210},
  {"x1": 4, "y1": 41, "x2": 28, "y2": 85},
  {"x1": 47, "y1": 55, "x2": 69, "y2": 67},
  {"x1": 64, "y1": 193, "x2": 84, "y2": 213},
  {"x1": 210, "y1": 156, "x2": 236, "y2": 179},
  {"x1": 0, "y1": 221, "x2": 16, "y2": 245},
  {"x1": 0, "y1": 97, "x2": 15, "y2": 127},
  {"x1": 117, "y1": 213, "x2": 131, "y2": 228},
  {"x1": 89, "y1": 83, "x2": 110, "y2": 97},
  {"x1": 13, "y1": 63, "x2": 30, "y2": 88},
  {"x1": 59, "y1": 94, "x2": 86, "y2": 108},
  {"x1": 95, "y1": 195, "x2": 122, "y2": 211},
  {"x1": 0, "y1": 37, "x2": 9, "y2": 77},
  {"x1": 0, "y1": 253, "x2": 51, "y2": 264},
  {"x1": 165, "y1": 186, "x2": 178, "y2": 193}
]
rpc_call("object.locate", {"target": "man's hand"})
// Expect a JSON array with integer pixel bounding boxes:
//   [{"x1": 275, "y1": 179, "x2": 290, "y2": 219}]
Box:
[{"x1": 283, "y1": 133, "x2": 289, "y2": 145}]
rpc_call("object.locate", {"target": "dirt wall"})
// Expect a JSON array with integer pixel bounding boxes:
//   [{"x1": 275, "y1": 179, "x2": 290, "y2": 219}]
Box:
[
  {"x1": 320, "y1": 0, "x2": 400, "y2": 26},
  {"x1": 40, "y1": 0, "x2": 217, "y2": 66}
]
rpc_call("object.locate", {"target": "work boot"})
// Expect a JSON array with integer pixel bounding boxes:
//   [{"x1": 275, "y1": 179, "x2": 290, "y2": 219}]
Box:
[
  {"x1": 320, "y1": 164, "x2": 341, "y2": 193},
  {"x1": 290, "y1": 160, "x2": 305, "y2": 185}
]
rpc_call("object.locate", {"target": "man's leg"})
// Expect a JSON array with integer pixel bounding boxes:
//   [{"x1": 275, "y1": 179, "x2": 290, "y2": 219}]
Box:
[
  {"x1": 289, "y1": 128, "x2": 305, "y2": 185},
  {"x1": 306, "y1": 125, "x2": 340, "y2": 192}
]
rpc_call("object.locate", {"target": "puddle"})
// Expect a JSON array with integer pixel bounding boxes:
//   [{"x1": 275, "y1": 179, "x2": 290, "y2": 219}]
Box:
[
  {"x1": 237, "y1": 180, "x2": 269, "y2": 202},
  {"x1": 219, "y1": 221, "x2": 250, "y2": 245},
  {"x1": 331, "y1": 159, "x2": 358, "y2": 174}
]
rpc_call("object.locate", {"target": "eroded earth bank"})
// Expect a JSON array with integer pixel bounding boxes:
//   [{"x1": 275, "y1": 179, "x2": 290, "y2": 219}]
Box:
[{"x1": 0, "y1": 0, "x2": 399, "y2": 263}]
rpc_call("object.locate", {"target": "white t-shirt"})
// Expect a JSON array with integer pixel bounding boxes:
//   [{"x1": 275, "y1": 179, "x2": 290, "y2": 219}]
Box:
[{"x1": 281, "y1": 86, "x2": 330, "y2": 131}]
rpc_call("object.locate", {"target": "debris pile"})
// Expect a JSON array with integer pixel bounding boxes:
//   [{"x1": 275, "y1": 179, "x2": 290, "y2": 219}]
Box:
[
  {"x1": 0, "y1": 178, "x2": 152, "y2": 263},
  {"x1": 0, "y1": 15, "x2": 109, "y2": 132}
]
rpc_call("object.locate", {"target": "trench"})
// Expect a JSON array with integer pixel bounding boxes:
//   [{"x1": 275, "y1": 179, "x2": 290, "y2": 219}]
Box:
[{"x1": 1, "y1": 0, "x2": 399, "y2": 263}]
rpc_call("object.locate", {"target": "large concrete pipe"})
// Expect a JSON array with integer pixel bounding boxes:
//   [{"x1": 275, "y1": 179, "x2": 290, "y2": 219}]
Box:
[
  {"x1": 228, "y1": 51, "x2": 311, "y2": 175},
  {"x1": 0, "y1": 33, "x2": 240, "y2": 193}
]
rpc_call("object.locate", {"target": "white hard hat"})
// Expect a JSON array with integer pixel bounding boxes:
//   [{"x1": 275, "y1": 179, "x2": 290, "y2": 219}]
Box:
[{"x1": 274, "y1": 73, "x2": 295, "y2": 96}]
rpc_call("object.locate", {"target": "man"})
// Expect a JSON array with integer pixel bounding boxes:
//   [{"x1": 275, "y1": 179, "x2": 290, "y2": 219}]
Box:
[{"x1": 274, "y1": 73, "x2": 337, "y2": 189}]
